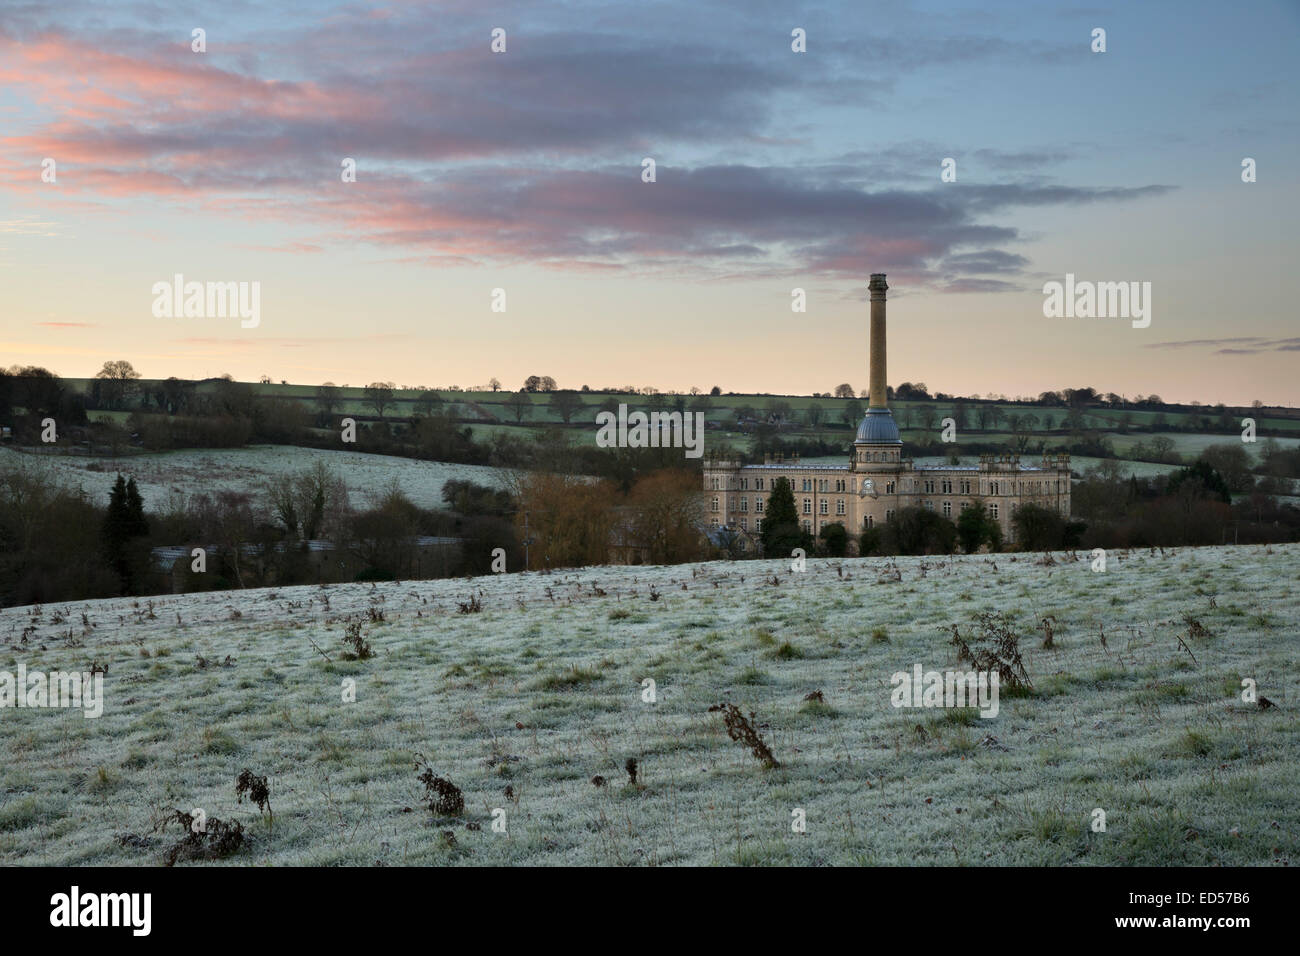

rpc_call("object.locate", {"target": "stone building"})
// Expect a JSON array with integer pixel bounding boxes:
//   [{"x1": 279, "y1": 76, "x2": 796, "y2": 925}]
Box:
[{"x1": 702, "y1": 274, "x2": 1071, "y2": 549}]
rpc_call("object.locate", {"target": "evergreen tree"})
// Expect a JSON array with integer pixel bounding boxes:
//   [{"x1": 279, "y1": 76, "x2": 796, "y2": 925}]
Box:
[
  {"x1": 818, "y1": 521, "x2": 848, "y2": 557},
  {"x1": 956, "y1": 502, "x2": 989, "y2": 554},
  {"x1": 760, "y1": 477, "x2": 805, "y2": 557},
  {"x1": 101, "y1": 474, "x2": 150, "y2": 595},
  {"x1": 956, "y1": 502, "x2": 1008, "y2": 553},
  {"x1": 1167, "y1": 460, "x2": 1231, "y2": 503},
  {"x1": 102, "y1": 474, "x2": 129, "y2": 550},
  {"x1": 880, "y1": 506, "x2": 957, "y2": 555},
  {"x1": 125, "y1": 476, "x2": 149, "y2": 537}
]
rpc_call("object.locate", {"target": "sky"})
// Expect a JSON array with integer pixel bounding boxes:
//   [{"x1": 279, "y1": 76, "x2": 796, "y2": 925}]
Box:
[{"x1": 1, "y1": 0, "x2": 1297, "y2": 405}]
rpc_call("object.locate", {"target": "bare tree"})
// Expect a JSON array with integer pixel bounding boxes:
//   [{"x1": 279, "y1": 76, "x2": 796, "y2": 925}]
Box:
[
  {"x1": 265, "y1": 461, "x2": 349, "y2": 544},
  {"x1": 364, "y1": 382, "x2": 396, "y2": 419},
  {"x1": 505, "y1": 390, "x2": 532, "y2": 423},
  {"x1": 96, "y1": 359, "x2": 142, "y2": 409},
  {"x1": 414, "y1": 389, "x2": 443, "y2": 417},
  {"x1": 840, "y1": 398, "x2": 863, "y2": 427},
  {"x1": 315, "y1": 383, "x2": 341, "y2": 419},
  {"x1": 549, "y1": 390, "x2": 583, "y2": 424}
]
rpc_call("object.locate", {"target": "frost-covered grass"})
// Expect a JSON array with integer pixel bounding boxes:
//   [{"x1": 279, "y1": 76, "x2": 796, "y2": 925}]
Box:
[
  {"x1": 1068, "y1": 455, "x2": 1184, "y2": 479},
  {"x1": 0, "y1": 445, "x2": 511, "y2": 512},
  {"x1": 0, "y1": 545, "x2": 1296, "y2": 866}
]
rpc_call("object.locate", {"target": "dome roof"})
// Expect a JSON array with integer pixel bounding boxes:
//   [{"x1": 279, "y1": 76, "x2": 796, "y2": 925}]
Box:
[{"x1": 854, "y1": 407, "x2": 902, "y2": 444}]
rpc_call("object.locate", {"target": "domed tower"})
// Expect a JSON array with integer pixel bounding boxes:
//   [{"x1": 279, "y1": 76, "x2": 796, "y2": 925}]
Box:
[{"x1": 850, "y1": 274, "x2": 902, "y2": 477}]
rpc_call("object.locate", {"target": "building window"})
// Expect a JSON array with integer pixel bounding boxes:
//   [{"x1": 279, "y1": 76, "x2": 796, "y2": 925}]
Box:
[
  {"x1": 756, "y1": 478, "x2": 765, "y2": 490},
  {"x1": 942, "y1": 501, "x2": 952, "y2": 517},
  {"x1": 941, "y1": 479, "x2": 952, "y2": 494},
  {"x1": 923, "y1": 500, "x2": 933, "y2": 510},
  {"x1": 739, "y1": 477, "x2": 748, "y2": 490},
  {"x1": 802, "y1": 478, "x2": 812, "y2": 492},
  {"x1": 885, "y1": 509, "x2": 895, "y2": 522},
  {"x1": 836, "y1": 499, "x2": 845, "y2": 515},
  {"x1": 802, "y1": 520, "x2": 811, "y2": 532},
  {"x1": 924, "y1": 479, "x2": 935, "y2": 493},
  {"x1": 755, "y1": 498, "x2": 764, "y2": 513},
  {"x1": 740, "y1": 518, "x2": 748, "y2": 530},
  {"x1": 886, "y1": 481, "x2": 895, "y2": 494},
  {"x1": 711, "y1": 497, "x2": 719, "y2": 512},
  {"x1": 710, "y1": 477, "x2": 720, "y2": 490},
  {"x1": 803, "y1": 498, "x2": 812, "y2": 515},
  {"x1": 740, "y1": 497, "x2": 748, "y2": 512},
  {"x1": 990, "y1": 503, "x2": 999, "y2": 519},
  {"x1": 819, "y1": 500, "x2": 828, "y2": 514},
  {"x1": 865, "y1": 515, "x2": 874, "y2": 528}
]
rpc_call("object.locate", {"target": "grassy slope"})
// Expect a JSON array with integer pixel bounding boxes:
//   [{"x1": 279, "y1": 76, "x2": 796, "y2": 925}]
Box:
[
  {"x1": 1, "y1": 544, "x2": 1296, "y2": 866},
  {"x1": 0, "y1": 445, "x2": 512, "y2": 513}
]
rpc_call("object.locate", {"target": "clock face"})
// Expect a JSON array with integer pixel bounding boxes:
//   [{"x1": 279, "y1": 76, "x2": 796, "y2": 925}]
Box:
[{"x1": 862, "y1": 479, "x2": 874, "y2": 491}]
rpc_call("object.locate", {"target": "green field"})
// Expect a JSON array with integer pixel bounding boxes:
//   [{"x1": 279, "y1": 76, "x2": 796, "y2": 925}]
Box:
[{"x1": 57, "y1": 378, "x2": 1300, "y2": 477}]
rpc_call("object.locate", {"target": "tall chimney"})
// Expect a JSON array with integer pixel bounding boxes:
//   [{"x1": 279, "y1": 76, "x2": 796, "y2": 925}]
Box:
[{"x1": 868, "y1": 273, "x2": 889, "y2": 409}]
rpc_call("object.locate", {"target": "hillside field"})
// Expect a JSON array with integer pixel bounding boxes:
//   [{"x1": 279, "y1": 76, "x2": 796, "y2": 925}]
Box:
[
  {"x1": 0, "y1": 445, "x2": 512, "y2": 514},
  {"x1": 0, "y1": 545, "x2": 1296, "y2": 866}
]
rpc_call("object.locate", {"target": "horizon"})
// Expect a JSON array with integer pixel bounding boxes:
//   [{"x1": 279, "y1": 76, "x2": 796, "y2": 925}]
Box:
[
  {"x1": 2, "y1": 0, "x2": 1298, "y2": 405},
  {"x1": 25, "y1": 369, "x2": 1300, "y2": 413}
]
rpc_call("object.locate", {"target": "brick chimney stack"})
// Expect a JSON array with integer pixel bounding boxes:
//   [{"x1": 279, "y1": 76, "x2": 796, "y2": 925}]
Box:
[{"x1": 868, "y1": 274, "x2": 889, "y2": 409}]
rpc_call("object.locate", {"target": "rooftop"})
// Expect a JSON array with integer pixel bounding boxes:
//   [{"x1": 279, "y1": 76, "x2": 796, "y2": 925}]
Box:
[{"x1": 854, "y1": 407, "x2": 902, "y2": 444}]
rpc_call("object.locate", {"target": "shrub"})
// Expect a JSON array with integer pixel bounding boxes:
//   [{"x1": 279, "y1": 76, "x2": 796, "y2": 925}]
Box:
[
  {"x1": 415, "y1": 754, "x2": 464, "y2": 816},
  {"x1": 880, "y1": 506, "x2": 957, "y2": 555},
  {"x1": 948, "y1": 611, "x2": 1032, "y2": 692},
  {"x1": 340, "y1": 620, "x2": 374, "y2": 660},
  {"x1": 155, "y1": 810, "x2": 245, "y2": 866},
  {"x1": 235, "y1": 769, "x2": 272, "y2": 823},
  {"x1": 711, "y1": 703, "x2": 779, "y2": 768}
]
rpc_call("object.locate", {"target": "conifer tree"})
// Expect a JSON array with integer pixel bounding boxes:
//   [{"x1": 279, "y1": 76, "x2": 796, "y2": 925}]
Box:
[
  {"x1": 760, "y1": 477, "x2": 804, "y2": 557},
  {"x1": 102, "y1": 474, "x2": 150, "y2": 594},
  {"x1": 125, "y1": 476, "x2": 149, "y2": 537},
  {"x1": 103, "y1": 474, "x2": 129, "y2": 550}
]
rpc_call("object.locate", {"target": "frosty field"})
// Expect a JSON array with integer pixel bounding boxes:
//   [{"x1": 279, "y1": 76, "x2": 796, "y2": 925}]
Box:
[
  {"x1": 1, "y1": 545, "x2": 1296, "y2": 866},
  {"x1": 0, "y1": 445, "x2": 511, "y2": 512}
]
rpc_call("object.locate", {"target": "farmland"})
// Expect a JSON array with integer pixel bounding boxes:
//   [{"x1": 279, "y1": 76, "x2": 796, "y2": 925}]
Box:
[
  {"x1": 0, "y1": 445, "x2": 512, "y2": 514},
  {"x1": 45, "y1": 377, "x2": 1300, "y2": 500},
  {"x1": 1, "y1": 544, "x2": 1295, "y2": 866}
]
